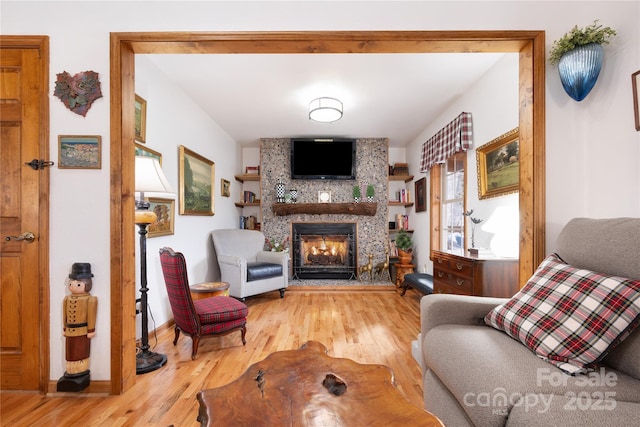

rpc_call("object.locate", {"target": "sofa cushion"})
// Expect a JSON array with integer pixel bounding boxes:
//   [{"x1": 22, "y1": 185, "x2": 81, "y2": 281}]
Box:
[
  {"x1": 246, "y1": 262, "x2": 283, "y2": 282},
  {"x1": 485, "y1": 253, "x2": 640, "y2": 374}
]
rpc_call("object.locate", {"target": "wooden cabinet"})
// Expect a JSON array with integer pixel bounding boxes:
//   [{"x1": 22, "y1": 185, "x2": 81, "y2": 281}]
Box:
[{"x1": 431, "y1": 251, "x2": 519, "y2": 298}]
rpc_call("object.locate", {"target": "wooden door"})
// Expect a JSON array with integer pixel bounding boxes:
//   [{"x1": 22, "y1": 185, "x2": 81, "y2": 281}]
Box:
[{"x1": 0, "y1": 37, "x2": 49, "y2": 391}]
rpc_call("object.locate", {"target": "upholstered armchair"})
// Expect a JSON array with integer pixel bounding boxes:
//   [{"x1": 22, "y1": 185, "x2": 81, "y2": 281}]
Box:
[
  {"x1": 211, "y1": 229, "x2": 289, "y2": 300},
  {"x1": 158, "y1": 247, "x2": 248, "y2": 360}
]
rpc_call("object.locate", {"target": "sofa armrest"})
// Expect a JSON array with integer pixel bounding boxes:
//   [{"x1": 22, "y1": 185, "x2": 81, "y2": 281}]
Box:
[{"x1": 420, "y1": 294, "x2": 508, "y2": 334}]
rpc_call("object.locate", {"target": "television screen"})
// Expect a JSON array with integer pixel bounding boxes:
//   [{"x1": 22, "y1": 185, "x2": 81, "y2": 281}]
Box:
[{"x1": 290, "y1": 138, "x2": 356, "y2": 180}]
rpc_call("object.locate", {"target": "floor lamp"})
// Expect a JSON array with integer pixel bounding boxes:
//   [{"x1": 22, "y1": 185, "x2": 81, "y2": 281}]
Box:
[{"x1": 135, "y1": 156, "x2": 173, "y2": 374}]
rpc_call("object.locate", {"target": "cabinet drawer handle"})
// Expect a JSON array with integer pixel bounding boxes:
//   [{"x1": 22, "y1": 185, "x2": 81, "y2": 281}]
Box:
[
  {"x1": 437, "y1": 258, "x2": 443, "y2": 264},
  {"x1": 456, "y1": 263, "x2": 464, "y2": 270},
  {"x1": 437, "y1": 271, "x2": 444, "y2": 278},
  {"x1": 456, "y1": 279, "x2": 464, "y2": 286}
]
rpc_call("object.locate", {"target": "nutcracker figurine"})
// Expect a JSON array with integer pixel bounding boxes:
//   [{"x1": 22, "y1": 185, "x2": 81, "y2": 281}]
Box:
[{"x1": 57, "y1": 263, "x2": 98, "y2": 392}]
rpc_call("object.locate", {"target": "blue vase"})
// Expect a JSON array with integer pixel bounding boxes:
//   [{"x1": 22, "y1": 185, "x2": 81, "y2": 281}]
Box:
[{"x1": 558, "y1": 43, "x2": 604, "y2": 102}]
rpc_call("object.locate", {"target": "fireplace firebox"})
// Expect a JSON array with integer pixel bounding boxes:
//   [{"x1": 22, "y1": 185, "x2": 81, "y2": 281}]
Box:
[{"x1": 292, "y1": 223, "x2": 357, "y2": 280}]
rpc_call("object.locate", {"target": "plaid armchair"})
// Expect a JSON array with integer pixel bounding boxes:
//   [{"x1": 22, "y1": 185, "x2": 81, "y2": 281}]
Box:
[{"x1": 159, "y1": 247, "x2": 247, "y2": 360}]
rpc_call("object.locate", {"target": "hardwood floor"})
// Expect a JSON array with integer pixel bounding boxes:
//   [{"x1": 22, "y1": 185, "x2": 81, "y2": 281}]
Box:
[{"x1": 1, "y1": 286, "x2": 426, "y2": 426}]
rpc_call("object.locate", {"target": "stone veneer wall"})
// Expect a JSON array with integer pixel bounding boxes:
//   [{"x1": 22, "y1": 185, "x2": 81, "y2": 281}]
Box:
[{"x1": 260, "y1": 138, "x2": 389, "y2": 275}]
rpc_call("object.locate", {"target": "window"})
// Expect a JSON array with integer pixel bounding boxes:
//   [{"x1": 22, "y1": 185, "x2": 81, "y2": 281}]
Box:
[
  {"x1": 441, "y1": 153, "x2": 466, "y2": 255},
  {"x1": 430, "y1": 152, "x2": 466, "y2": 255}
]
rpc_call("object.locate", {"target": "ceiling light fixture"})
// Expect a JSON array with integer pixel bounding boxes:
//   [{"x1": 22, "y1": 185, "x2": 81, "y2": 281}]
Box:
[{"x1": 309, "y1": 97, "x2": 343, "y2": 123}]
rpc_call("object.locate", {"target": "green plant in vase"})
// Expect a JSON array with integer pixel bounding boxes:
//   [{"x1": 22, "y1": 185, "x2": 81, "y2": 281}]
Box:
[
  {"x1": 549, "y1": 20, "x2": 616, "y2": 101},
  {"x1": 366, "y1": 184, "x2": 375, "y2": 202},
  {"x1": 352, "y1": 185, "x2": 361, "y2": 203},
  {"x1": 395, "y1": 229, "x2": 413, "y2": 263}
]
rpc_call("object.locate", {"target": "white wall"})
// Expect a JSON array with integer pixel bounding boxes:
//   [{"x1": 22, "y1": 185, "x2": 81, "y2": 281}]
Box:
[
  {"x1": 2, "y1": 0, "x2": 638, "y2": 382},
  {"x1": 406, "y1": 54, "x2": 520, "y2": 273},
  {"x1": 134, "y1": 57, "x2": 240, "y2": 344}
]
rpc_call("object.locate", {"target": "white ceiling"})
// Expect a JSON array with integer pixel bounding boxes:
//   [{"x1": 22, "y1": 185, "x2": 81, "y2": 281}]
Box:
[{"x1": 146, "y1": 52, "x2": 507, "y2": 147}]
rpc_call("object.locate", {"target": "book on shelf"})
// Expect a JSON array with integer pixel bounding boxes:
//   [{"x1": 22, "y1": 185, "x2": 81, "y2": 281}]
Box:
[
  {"x1": 392, "y1": 162, "x2": 409, "y2": 176},
  {"x1": 243, "y1": 191, "x2": 256, "y2": 203},
  {"x1": 388, "y1": 239, "x2": 398, "y2": 257},
  {"x1": 245, "y1": 165, "x2": 260, "y2": 174}
]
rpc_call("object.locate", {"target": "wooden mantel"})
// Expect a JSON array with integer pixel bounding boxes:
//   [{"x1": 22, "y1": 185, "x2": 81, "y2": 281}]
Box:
[{"x1": 272, "y1": 202, "x2": 377, "y2": 216}]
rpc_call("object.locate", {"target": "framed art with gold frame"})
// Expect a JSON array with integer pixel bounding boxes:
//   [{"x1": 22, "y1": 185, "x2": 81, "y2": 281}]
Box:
[
  {"x1": 178, "y1": 145, "x2": 215, "y2": 215},
  {"x1": 145, "y1": 197, "x2": 175, "y2": 237},
  {"x1": 134, "y1": 94, "x2": 147, "y2": 143},
  {"x1": 221, "y1": 179, "x2": 231, "y2": 197},
  {"x1": 632, "y1": 70, "x2": 640, "y2": 131},
  {"x1": 134, "y1": 142, "x2": 162, "y2": 165},
  {"x1": 476, "y1": 127, "x2": 519, "y2": 200},
  {"x1": 58, "y1": 135, "x2": 101, "y2": 169}
]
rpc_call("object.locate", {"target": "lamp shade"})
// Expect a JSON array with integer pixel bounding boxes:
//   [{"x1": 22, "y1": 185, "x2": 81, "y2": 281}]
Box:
[
  {"x1": 309, "y1": 97, "x2": 343, "y2": 123},
  {"x1": 482, "y1": 206, "x2": 519, "y2": 258},
  {"x1": 135, "y1": 156, "x2": 173, "y2": 194}
]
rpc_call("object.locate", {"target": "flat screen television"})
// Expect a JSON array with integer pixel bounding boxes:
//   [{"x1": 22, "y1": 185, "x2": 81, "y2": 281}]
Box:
[{"x1": 290, "y1": 138, "x2": 356, "y2": 180}]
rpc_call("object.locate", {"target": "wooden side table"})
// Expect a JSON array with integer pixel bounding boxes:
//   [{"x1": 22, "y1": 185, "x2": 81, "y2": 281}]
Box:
[
  {"x1": 394, "y1": 263, "x2": 415, "y2": 288},
  {"x1": 189, "y1": 282, "x2": 230, "y2": 300},
  {"x1": 196, "y1": 341, "x2": 443, "y2": 427}
]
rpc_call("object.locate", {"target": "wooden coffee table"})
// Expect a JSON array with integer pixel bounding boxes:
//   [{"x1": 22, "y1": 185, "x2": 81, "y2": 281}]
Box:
[{"x1": 196, "y1": 341, "x2": 443, "y2": 426}]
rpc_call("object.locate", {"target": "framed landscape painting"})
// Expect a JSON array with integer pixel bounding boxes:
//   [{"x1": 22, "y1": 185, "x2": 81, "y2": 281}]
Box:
[
  {"x1": 145, "y1": 197, "x2": 175, "y2": 237},
  {"x1": 58, "y1": 135, "x2": 101, "y2": 169},
  {"x1": 134, "y1": 94, "x2": 147, "y2": 143},
  {"x1": 134, "y1": 143, "x2": 162, "y2": 165},
  {"x1": 178, "y1": 145, "x2": 215, "y2": 215},
  {"x1": 476, "y1": 127, "x2": 519, "y2": 200}
]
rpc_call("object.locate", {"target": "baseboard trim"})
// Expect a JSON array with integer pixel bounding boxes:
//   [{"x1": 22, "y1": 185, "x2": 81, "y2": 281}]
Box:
[
  {"x1": 47, "y1": 380, "x2": 111, "y2": 396},
  {"x1": 287, "y1": 285, "x2": 396, "y2": 292}
]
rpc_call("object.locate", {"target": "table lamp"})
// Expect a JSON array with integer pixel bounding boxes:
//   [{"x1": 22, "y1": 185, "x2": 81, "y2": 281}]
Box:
[{"x1": 135, "y1": 156, "x2": 173, "y2": 374}]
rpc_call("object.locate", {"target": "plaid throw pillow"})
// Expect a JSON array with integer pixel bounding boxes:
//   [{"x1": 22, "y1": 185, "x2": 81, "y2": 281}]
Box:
[{"x1": 485, "y1": 253, "x2": 640, "y2": 374}]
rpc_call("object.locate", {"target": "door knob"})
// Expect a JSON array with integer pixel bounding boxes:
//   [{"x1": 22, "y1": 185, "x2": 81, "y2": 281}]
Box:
[{"x1": 5, "y1": 232, "x2": 36, "y2": 243}]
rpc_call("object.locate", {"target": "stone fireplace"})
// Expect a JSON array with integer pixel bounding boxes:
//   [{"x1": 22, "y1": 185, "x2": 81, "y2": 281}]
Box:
[
  {"x1": 260, "y1": 138, "x2": 389, "y2": 283},
  {"x1": 291, "y1": 223, "x2": 357, "y2": 280}
]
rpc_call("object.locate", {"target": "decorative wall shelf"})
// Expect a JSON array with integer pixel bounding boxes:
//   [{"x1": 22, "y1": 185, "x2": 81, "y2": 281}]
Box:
[
  {"x1": 272, "y1": 202, "x2": 377, "y2": 216},
  {"x1": 388, "y1": 174, "x2": 414, "y2": 183},
  {"x1": 234, "y1": 174, "x2": 260, "y2": 183},
  {"x1": 388, "y1": 201, "x2": 414, "y2": 207}
]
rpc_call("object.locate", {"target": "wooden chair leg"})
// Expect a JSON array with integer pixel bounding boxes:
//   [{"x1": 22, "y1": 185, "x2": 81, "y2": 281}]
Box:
[
  {"x1": 191, "y1": 336, "x2": 201, "y2": 360},
  {"x1": 240, "y1": 325, "x2": 247, "y2": 345},
  {"x1": 173, "y1": 326, "x2": 181, "y2": 345}
]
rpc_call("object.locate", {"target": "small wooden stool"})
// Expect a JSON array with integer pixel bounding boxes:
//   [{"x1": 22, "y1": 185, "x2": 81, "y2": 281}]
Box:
[
  {"x1": 394, "y1": 263, "x2": 415, "y2": 288},
  {"x1": 190, "y1": 282, "x2": 230, "y2": 301}
]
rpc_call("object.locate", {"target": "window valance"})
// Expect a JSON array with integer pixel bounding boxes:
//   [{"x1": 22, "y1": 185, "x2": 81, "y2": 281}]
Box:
[{"x1": 419, "y1": 112, "x2": 473, "y2": 172}]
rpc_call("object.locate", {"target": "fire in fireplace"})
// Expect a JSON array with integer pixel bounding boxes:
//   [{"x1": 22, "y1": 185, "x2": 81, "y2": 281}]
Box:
[{"x1": 292, "y1": 223, "x2": 357, "y2": 280}]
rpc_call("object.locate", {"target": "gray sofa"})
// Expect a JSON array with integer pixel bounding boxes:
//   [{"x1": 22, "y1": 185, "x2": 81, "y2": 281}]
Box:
[{"x1": 417, "y1": 218, "x2": 640, "y2": 426}]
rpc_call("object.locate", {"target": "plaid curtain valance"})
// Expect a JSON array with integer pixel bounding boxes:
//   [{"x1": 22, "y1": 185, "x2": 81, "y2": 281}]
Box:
[{"x1": 419, "y1": 112, "x2": 473, "y2": 172}]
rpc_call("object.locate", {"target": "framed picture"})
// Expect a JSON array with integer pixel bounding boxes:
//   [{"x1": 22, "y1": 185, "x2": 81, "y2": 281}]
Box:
[
  {"x1": 318, "y1": 191, "x2": 332, "y2": 203},
  {"x1": 632, "y1": 70, "x2": 640, "y2": 131},
  {"x1": 145, "y1": 197, "x2": 175, "y2": 237},
  {"x1": 178, "y1": 145, "x2": 214, "y2": 215},
  {"x1": 476, "y1": 127, "x2": 519, "y2": 200},
  {"x1": 414, "y1": 177, "x2": 427, "y2": 212},
  {"x1": 134, "y1": 94, "x2": 147, "y2": 143},
  {"x1": 221, "y1": 179, "x2": 231, "y2": 197},
  {"x1": 58, "y1": 135, "x2": 101, "y2": 169},
  {"x1": 134, "y1": 143, "x2": 162, "y2": 165}
]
